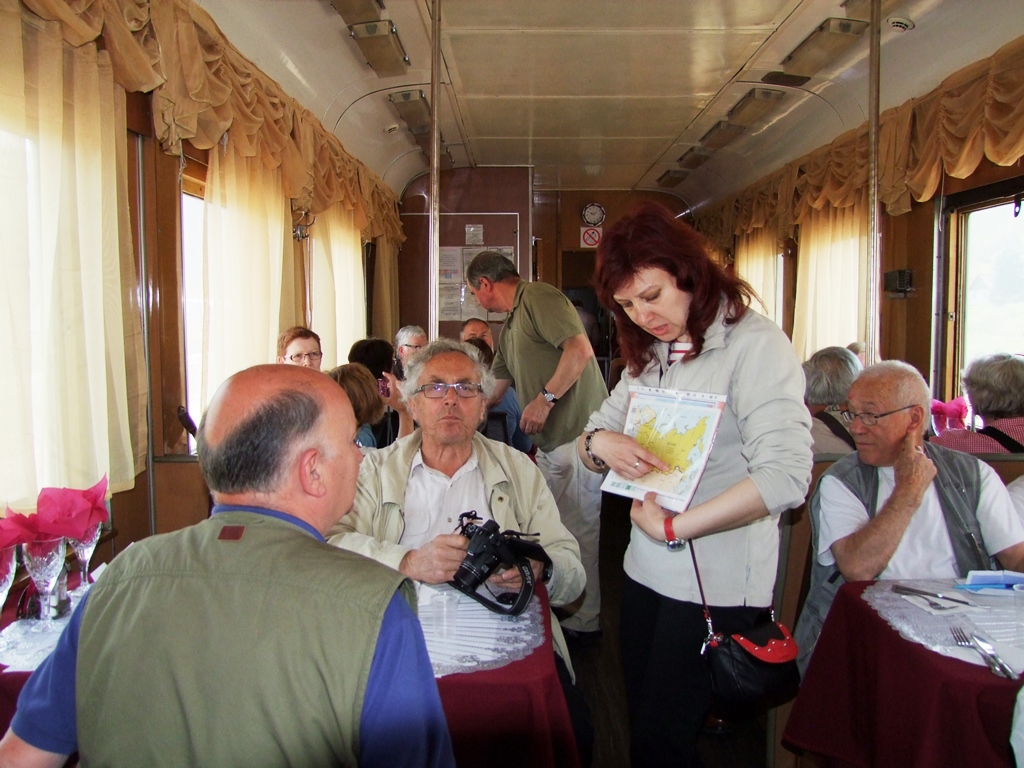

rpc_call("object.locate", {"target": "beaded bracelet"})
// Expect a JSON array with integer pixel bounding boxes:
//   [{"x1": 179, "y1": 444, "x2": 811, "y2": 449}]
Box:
[{"x1": 584, "y1": 428, "x2": 608, "y2": 470}]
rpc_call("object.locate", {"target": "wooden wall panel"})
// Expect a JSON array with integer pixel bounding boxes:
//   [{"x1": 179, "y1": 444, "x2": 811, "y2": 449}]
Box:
[
  {"x1": 153, "y1": 461, "x2": 211, "y2": 534},
  {"x1": 880, "y1": 200, "x2": 936, "y2": 377}
]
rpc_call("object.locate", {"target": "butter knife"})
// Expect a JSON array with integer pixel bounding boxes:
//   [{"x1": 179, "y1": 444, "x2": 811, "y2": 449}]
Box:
[
  {"x1": 971, "y1": 634, "x2": 1019, "y2": 680},
  {"x1": 892, "y1": 583, "x2": 972, "y2": 605}
]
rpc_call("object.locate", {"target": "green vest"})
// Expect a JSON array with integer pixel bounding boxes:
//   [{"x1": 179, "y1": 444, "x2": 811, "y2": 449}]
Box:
[
  {"x1": 76, "y1": 511, "x2": 414, "y2": 768},
  {"x1": 794, "y1": 444, "x2": 990, "y2": 675}
]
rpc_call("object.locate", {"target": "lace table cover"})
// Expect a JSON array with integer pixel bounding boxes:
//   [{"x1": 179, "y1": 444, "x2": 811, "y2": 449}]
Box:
[
  {"x1": 863, "y1": 579, "x2": 1024, "y2": 671},
  {"x1": 417, "y1": 583, "x2": 544, "y2": 678}
]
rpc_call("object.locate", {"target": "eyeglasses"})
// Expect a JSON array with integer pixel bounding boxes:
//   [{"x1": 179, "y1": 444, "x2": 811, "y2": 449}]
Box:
[
  {"x1": 839, "y1": 404, "x2": 916, "y2": 427},
  {"x1": 413, "y1": 382, "x2": 484, "y2": 399},
  {"x1": 288, "y1": 352, "x2": 323, "y2": 363},
  {"x1": 401, "y1": 344, "x2": 424, "y2": 351}
]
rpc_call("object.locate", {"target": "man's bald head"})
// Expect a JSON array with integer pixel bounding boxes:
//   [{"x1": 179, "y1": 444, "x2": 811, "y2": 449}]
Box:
[{"x1": 198, "y1": 365, "x2": 335, "y2": 495}]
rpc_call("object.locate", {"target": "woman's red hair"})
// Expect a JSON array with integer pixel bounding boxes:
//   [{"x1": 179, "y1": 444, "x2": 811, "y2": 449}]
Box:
[{"x1": 594, "y1": 202, "x2": 755, "y2": 377}]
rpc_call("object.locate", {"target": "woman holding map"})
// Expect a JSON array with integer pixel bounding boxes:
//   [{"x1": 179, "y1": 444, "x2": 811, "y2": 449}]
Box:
[{"x1": 577, "y1": 202, "x2": 812, "y2": 768}]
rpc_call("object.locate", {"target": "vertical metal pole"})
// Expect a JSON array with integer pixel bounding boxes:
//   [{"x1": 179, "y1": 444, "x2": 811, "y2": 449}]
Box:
[
  {"x1": 866, "y1": 0, "x2": 882, "y2": 365},
  {"x1": 427, "y1": 0, "x2": 441, "y2": 341}
]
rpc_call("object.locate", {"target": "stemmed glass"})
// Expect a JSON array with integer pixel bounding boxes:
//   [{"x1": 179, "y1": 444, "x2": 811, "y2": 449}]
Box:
[
  {"x1": 0, "y1": 545, "x2": 17, "y2": 651},
  {"x1": 69, "y1": 523, "x2": 101, "y2": 599},
  {"x1": 22, "y1": 538, "x2": 66, "y2": 631}
]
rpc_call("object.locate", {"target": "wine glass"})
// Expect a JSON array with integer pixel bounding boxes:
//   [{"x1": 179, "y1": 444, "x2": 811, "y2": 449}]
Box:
[
  {"x1": 69, "y1": 523, "x2": 101, "y2": 599},
  {"x1": 22, "y1": 538, "x2": 66, "y2": 631},
  {"x1": 0, "y1": 545, "x2": 17, "y2": 651}
]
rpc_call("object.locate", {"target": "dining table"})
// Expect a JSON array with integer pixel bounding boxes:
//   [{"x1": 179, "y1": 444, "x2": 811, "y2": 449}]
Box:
[
  {"x1": 0, "y1": 576, "x2": 579, "y2": 768},
  {"x1": 784, "y1": 580, "x2": 1024, "y2": 768}
]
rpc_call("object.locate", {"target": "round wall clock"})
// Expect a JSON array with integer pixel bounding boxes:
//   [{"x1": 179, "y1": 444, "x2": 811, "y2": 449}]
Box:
[{"x1": 581, "y1": 202, "x2": 606, "y2": 227}]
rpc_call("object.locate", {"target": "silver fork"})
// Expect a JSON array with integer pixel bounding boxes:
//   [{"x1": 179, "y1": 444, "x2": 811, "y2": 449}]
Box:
[
  {"x1": 908, "y1": 592, "x2": 959, "y2": 611},
  {"x1": 951, "y1": 626, "x2": 1007, "y2": 678}
]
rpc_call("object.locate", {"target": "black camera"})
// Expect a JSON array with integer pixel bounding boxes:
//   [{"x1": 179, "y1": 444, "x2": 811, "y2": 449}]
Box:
[{"x1": 449, "y1": 512, "x2": 552, "y2": 616}]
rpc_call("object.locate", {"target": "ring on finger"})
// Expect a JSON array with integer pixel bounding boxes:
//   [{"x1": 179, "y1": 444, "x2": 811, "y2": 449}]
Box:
[{"x1": 633, "y1": 459, "x2": 640, "y2": 470}]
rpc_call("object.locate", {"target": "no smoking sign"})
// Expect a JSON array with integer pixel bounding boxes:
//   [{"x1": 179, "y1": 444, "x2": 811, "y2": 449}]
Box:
[{"x1": 580, "y1": 226, "x2": 602, "y2": 248}]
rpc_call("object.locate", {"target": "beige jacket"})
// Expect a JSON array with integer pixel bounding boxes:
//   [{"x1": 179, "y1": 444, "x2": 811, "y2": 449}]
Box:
[{"x1": 329, "y1": 431, "x2": 585, "y2": 671}]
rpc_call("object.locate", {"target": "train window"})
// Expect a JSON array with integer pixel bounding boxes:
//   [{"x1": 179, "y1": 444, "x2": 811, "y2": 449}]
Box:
[
  {"x1": 181, "y1": 191, "x2": 205, "y2": 454},
  {"x1": 944, "y1": 187, "x2": 1024, "y2": 403}
]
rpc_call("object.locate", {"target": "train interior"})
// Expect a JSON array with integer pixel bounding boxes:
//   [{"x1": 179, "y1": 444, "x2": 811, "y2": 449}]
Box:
[{"x1": 4, "y1": 0, "x2": 1024, "y2": 765}]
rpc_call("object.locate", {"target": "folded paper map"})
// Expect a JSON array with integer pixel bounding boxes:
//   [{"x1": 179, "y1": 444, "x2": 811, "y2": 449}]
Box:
[{"x1": 601, "y1": 386, "x2": 726, "y2": 512}]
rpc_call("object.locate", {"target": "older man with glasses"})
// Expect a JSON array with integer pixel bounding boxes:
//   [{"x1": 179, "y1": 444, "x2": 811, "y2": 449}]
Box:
[
  {"x1": 795, "y1": 360, "x2": 1024, "y2": 674},
  {"x1": 328, "y1": 338, "x2": 592, "y2": 762}
]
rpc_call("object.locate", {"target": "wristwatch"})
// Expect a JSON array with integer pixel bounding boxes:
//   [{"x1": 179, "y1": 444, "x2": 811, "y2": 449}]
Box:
[
  {"x1": 664, "y1": 515, "x2": 685, "y2": 551},
  {"x1": 541, "y1": 387, "x2": 558, "y2": 405}
]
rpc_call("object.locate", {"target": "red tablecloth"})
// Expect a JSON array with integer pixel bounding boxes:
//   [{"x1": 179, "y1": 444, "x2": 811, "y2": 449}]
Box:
[
  {"x1": 784, "y1": 582, "x2": 1024, "y2": 768},
  {"x1": 0, "y1": 578, "x2": 579, "y2": 768},
  {"x1": 436, "y1": 584, "x2": 581, "y2": 768}
]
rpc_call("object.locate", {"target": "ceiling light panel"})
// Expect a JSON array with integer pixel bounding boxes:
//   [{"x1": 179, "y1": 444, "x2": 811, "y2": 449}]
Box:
[
  {"x1": 699, "y1": 121, "x2": 746, "y2": 150},
  {"x1": 329, "y1": 0, "x2": 384, "y2": 24},
  {"x1": 727, "y1": 88, "x2": 785, "y2": 126},
  {"x1": 657, "y1": 169, "x2": 689, "y2": 188},
  {"x1": 389, "y1": 90, "x2": 431, "y2": 134},
  {"x1": 349, "y1": 20, "x2": 410, "y2": 78},
  {"x1": 782, "y1": 18, "x2": 869, "y2": 78}
]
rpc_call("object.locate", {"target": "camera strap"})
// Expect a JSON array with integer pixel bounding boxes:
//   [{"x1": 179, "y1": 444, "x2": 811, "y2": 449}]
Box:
[{"x1": 450, "y1": 556, "x2": 536, "y2": 616}]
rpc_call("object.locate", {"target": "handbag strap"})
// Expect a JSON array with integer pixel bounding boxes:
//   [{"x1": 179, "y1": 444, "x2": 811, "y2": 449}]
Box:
[
  {"x1": 688, "y1": 543, "x2": 716, "y2": 637},
  {"x1": 978, "y1": 425, "x2": 1024, "y2": 453},
  {"x1": 688, "y1": 540, "x2": 775, "y2": 640}
]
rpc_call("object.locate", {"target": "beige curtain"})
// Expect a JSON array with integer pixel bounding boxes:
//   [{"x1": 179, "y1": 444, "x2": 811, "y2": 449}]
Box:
[
  {"x1": 792, "y1": 200, "x2": 869, "y2": 361},
  {"x1": 371, "y1": 236, "x2": 401, "y2": 343},
  {"x1": 311, "y1": 203, "x2": 365, "y2": 370},
  {"x1": 735, "y1": 228, "x2": 780, "y2": 324},
  {"x1": 17, "y1": 0, "x2": 405, "y2": 246},
  {"x1": 199, "y1": 142, "x2": 291, "y2": 409},
  {"x1": 1, "y1": 0, "x2": 135, "y2": 510}
]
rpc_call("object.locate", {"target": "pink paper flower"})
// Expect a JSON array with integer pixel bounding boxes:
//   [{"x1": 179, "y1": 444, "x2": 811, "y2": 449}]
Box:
[{"x1": 33, "y1": 476, "x2": 110, "y2": 541}]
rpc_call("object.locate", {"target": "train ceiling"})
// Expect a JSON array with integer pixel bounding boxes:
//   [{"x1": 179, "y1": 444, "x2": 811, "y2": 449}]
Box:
[{"x1": 194, "y1": 0, "x2": 1024, "y2": 214}]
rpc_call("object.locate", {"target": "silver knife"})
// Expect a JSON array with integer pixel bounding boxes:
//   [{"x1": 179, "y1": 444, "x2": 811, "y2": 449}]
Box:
[
  {"x1": 971, "y1": 634, "x2": 1019, "y2": 680},
  {"x1": 892, "y1": 583, "x2": 972, "y2": 605}
]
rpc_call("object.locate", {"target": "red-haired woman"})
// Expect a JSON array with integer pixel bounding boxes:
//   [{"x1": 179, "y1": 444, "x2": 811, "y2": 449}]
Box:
[{"x1": 577, "y1": 202, "x2": 812, "y2": 767}]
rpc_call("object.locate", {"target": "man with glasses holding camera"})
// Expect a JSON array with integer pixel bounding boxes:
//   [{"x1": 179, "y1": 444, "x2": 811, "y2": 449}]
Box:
[
  {"x1": 795, "y1": 360, "x2": 1024, "y2": 673},
  {"x1": 276, "y1": 326, "x2": 324, "y2": 370},
  {"x1": 328, "y1": 338, "x2": 592, "y2": 762}
]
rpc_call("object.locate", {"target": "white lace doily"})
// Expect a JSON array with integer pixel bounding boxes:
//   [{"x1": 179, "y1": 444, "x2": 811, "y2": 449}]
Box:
[
  {"x1": 863, "y1": 580, "x2": 1024, "y2": 670},
  {"x1": 417, "y1": 583, "x2": 544, "y2": 678}
]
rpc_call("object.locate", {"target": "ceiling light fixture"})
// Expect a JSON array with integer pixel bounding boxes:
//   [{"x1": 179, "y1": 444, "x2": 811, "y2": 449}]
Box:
[
  {"x1": 782, "y1": 18, "x2": 869, "y2": 78},
  {"x1": 699, "y1": 121, "x2": 746, "y2": 150},
  {"x1": 349, "y1": 20, "x2": 410, "y2": 78},
  {"x1": 677, "y1": 147, "x2": 712, "y2": 170},
  {"x1": 727, "y1": 88, "x2": 785, "y2": 127},
  {"x1": 389, "y1": 90, "x2": 431, "y2": 134},
  {"x1": 329, "y1": 0, "x2": 384, "y2": 24},
  {"x1": 657, "y1": 169, "x2": 689, "y2": 188}
]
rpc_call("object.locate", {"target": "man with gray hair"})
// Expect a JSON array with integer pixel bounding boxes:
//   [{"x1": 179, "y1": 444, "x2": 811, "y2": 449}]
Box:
[
  {"x1": 931, "y1": 352, "x2": 1024, "y2": 454},
  {"x1": 795, "y1": 361, "x2": 1024, "y2": 673},
  {"x1": 466, "y1": 250, "x2": 608, "y2": 645},
  {"x1": 329, "y1": 339, "x2": 584, "y2": 658},
  {"x1": 802, "y1": 346, "x2": 862, "y2": 456},
  {"x1": 329, "y1": 338, "x2": 591, "y2": 761},
  {"x1": 0, "y1": 364, "x2": 453, "y2": 768},
  {"x1": 393, "y1": 325, "x2": 427, "y2": 379}
]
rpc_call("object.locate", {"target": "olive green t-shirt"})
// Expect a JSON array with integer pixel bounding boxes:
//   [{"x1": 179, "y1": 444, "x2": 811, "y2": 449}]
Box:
[{"x1": 493, "y1": 280, "x2": 608, "y2": 452}]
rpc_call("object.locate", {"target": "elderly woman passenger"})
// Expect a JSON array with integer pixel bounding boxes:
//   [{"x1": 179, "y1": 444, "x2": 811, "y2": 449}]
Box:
[
  {"x1": 803, "y1": 346, "x2": 862, "y2": 456},
  {"x1": 930, "y1": 353, "x2": 1024, "y2": 454},
  {"x1": 577, "y1": 202, "x2": 812, "y2": 767}
]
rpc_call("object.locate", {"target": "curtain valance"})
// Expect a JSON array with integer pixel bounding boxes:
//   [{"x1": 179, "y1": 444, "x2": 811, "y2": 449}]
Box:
[
  {"x1": 21, "y1": 0, "x2": 403, "y2": 244},
  {"x1": 695, "y1": 34, "x2": 1024, "y2": 248}
]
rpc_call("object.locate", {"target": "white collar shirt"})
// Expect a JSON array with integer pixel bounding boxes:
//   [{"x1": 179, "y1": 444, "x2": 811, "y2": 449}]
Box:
[{"x1": 400, "y1": 448, "x2": 492, "y2": 550}]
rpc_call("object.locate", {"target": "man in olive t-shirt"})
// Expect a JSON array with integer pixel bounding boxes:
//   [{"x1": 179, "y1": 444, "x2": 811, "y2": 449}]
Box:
[{"x1": 466, "y1": 251, "x2": 608, "y2": 639}]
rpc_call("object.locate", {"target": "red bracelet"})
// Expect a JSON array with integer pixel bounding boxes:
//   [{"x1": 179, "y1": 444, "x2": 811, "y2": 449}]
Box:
[{"x1": 664, "y1": 515, "x2": 684, "y2": 550}]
